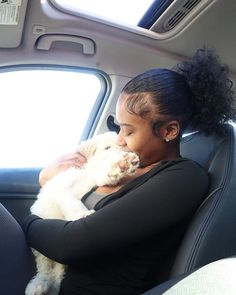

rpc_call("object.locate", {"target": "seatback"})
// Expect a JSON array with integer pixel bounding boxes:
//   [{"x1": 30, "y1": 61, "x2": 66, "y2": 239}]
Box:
[
  {"x1": 0, "y1": 203, "x2": 35, "y2": 294},
  {"x1": 171, "y1": 124, "x2": 236, "y2": 276}
]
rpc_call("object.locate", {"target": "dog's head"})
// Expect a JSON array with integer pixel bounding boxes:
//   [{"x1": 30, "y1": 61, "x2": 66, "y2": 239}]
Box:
[
  {"x1": 76, "y1": 132, "x2": 119, "y2": 159},
  {"x1": 77, "y1": 132, "x2": 140, "y2": 186}
]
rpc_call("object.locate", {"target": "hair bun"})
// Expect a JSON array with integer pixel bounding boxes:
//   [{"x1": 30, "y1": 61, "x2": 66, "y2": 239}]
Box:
[{"x1": 175, "y1": 47, "x2": 236, "y2": 134}]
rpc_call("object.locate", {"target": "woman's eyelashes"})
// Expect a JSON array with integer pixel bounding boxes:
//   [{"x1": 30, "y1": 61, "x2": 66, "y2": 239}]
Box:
[
  {"x1": 122, "y1": 127, "x2": 134, "y2": 137},
  {"x1": 125, "y1": 132, "x2": 133, "y2": 137}
]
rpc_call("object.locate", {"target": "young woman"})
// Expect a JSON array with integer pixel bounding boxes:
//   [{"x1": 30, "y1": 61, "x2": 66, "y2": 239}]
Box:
[{"x1": 22, "y1": 48, "x2": 236, "y2": 295}]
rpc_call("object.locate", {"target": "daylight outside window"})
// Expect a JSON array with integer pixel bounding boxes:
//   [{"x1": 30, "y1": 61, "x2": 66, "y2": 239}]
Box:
[
  {"x1": 53, "y1": 0, "x2": 155, "y2": 26},
  {"x1": 0, "y1": 69, "x2": 102, "y2": 168}
]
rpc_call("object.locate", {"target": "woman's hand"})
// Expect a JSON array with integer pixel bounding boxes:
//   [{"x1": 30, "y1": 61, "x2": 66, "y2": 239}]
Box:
[{"x1": 39, "y1": 152, "x2": 87, "y2": 187}]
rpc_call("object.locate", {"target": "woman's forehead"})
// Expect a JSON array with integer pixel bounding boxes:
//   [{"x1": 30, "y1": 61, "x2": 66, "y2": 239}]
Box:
[
  {"x1": 116, "y1": 102, "x2": 149, "y2": 127},
  {"x1": 116, "y1": 92, "x2": 156, "y2": 122}
]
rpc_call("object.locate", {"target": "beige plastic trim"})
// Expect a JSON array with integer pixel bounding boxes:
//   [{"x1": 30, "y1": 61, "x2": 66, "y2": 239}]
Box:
[
  {"x1": 36, "y1": 34, "x2": 96, "y2": 55},
  {"x1": 49, "y1": 0, "x2": 215, "y2": 41},
  {"x1": 150, "y1": 0, "x2": 215, "y2": 33}
]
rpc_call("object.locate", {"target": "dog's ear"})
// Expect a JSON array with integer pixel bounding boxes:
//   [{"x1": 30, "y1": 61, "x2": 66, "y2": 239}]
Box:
[{"x1": 76, "y1": 137, "x2": 98, "y2": 159}]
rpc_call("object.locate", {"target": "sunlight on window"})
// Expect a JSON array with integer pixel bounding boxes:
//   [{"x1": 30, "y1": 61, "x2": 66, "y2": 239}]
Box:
[
  {"x1": 54, "y1": 0, "x2": 155, "y2": 25},
  {"x1": 0, "y1": 70, "x2": 102, "y2": 167}
]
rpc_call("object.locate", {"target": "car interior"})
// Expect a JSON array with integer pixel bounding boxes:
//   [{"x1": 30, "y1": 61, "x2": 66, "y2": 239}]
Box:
[{"x1": 0, "y1": 0, "x2": 236, "y2": 294}]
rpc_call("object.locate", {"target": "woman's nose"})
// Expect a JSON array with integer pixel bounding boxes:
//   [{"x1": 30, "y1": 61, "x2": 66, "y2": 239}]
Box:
[{"x1": 116, "y1": 131, "x2": 126, "y2": 147}]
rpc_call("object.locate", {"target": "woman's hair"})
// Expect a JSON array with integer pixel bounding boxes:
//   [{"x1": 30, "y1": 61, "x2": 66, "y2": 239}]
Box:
[{"x1": 121, "y1": 47, "x2": 236, "y2": 135}]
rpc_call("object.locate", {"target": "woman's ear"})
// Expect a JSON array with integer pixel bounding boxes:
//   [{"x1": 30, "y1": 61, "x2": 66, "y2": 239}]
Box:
[{"x1": 161, "y1": 120, "x2": 180, "y2": 142}]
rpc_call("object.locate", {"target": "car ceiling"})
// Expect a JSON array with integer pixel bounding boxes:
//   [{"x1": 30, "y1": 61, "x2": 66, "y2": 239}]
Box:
[{"x1": 0, "y1": 0, "x2": 235, "y2": 80}]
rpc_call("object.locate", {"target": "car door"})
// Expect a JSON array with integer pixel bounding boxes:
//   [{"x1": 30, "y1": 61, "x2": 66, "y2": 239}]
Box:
[
  {"x1": 0, "y1": 0, "x2": 114, "y2": 222},
  {"x1": 0, "y1": 0, "x2": 129, "y2": 222},
  {"x1": 0, "y1": 0, "x2": 173, "y2": 222}
]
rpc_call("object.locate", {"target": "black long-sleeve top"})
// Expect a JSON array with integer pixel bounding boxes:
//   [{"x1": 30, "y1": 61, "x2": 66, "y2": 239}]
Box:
[{"x1": 22, "y1": 158, "x2": 209, "y2": 295}]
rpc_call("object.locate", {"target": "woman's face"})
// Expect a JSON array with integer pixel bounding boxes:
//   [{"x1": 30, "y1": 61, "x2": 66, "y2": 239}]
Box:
[{"x1": 116, "y1": 93, "x2": 173, "y2": 167}]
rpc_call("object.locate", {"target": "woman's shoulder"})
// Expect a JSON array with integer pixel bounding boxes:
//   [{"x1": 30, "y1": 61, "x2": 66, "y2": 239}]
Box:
[
  {"x1": 175, "y1": 157, "x2": 208, "y2": 173},
  {"x1": 152, "y1": 156, "x2": 209, "y2": 183},
  {"x1": 145, "y1": 157, "x2": 209, "y2": 200},
  {"x1": 156, "y1": 156, "x2": 207, "y2": 172}
]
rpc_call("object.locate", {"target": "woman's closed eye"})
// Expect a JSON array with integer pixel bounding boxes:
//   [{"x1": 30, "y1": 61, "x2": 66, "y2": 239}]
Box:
[
  {"x1": 125, "y1": 132, "x2": 133, "y2": 137},
  {"x1": 122, "y1": 127, "x2": 134, "y2": 137}
]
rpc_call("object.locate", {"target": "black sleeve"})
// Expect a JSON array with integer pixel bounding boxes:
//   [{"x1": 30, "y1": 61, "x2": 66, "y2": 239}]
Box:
[{"x1": 22, "y1": 160, "x2": 208, "y2": 264}]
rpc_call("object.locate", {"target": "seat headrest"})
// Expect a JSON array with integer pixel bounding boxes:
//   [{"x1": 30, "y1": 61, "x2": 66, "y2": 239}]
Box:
[{"x1": 180, "y1": 128, "x2": 229, "y2": 170}]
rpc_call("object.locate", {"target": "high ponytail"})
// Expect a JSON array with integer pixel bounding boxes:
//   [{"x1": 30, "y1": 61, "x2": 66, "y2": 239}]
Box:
[
  {"x1": 121, "y1": 47, "x2": 236, "y2": 137},
  {"x1": 175, "y1": 47, "x2": 236, "y2": 134}
]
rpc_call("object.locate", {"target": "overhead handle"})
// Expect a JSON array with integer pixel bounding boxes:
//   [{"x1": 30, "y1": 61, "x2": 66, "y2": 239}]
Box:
[{"x1": 36, "y1": 34, "x2": 95, "y2": 55}]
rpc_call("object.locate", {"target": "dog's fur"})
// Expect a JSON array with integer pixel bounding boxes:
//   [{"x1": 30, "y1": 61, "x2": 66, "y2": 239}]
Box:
[{"x1": 25, "y1": 132, "x2": 139, "y2": 295}]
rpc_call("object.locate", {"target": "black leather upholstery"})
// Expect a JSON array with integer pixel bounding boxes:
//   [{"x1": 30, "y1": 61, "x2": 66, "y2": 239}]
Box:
[
  {"x1": 171, "y1": 124, "x2": 236, "y2": 276},
  {"x1": 0, "y1": 203, "x2": 35, "y2": 295},
  {"x1": 143, "y1": 124, "x2": 236, "y2": 294}
]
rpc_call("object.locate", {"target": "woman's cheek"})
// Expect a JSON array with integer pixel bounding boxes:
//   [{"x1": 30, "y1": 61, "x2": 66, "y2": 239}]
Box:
[{"x1": 126, "y1": 141, "x2": 137, "y2": 153}]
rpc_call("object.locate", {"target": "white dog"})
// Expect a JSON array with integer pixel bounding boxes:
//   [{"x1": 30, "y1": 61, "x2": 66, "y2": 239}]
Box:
[{"x1": 25, "y1": 131, "x2": 139, "y2": 295}]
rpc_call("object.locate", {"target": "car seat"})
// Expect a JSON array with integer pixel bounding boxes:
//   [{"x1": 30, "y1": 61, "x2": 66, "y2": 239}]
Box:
[
  {"x1": 143, "y1": 123, "x2": 236, "y2": 294},
  {"x1": 170, "y1": 123, "x2": 236, "y2": 276},
  {"x1": 0, "y1": 202, "x2": 35, "y2": 295}
]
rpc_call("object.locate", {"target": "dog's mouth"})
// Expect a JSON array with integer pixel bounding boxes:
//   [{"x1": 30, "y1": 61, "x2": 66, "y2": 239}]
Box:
[{"x1": 121, "y1": 147, "x2": 133, "y2": 153}]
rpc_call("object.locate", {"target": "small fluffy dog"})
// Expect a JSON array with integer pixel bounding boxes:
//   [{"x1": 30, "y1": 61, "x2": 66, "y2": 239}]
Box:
[{"x1": 25, "y1": 131, "x2": 139, "y2": 295}]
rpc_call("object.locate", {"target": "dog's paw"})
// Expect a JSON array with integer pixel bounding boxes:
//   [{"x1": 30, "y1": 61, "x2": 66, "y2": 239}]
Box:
[
  {"x1": 25, "y1": 276, "x2": 51, "y2": 295},
  {"x1": 107, "y1": 152, "x2": 139, "y2": 183}
]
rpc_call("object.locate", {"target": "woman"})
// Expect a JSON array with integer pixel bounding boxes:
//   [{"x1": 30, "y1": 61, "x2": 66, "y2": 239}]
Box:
[{"x1": 22, "y1": 48, "x2": 236, "y2": 295}]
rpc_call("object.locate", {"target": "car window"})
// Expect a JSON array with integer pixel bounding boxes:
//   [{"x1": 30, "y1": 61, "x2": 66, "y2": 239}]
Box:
[
  {"x1": 53, "y1": 0, "x2": 155, "y2": 26},
  {"x1": 0, "y1": 68, "x2": 105, "y2": 168}
]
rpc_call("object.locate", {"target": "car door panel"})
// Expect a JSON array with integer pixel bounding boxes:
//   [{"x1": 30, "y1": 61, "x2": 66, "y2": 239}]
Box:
[{"x1": 0, "y1": 168, "x2": 40, "y2": 223}]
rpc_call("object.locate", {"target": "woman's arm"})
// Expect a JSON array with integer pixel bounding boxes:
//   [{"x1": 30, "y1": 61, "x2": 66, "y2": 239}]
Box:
[{"x1": 23, "y1": 160, "x2": 208, "y2": 264}]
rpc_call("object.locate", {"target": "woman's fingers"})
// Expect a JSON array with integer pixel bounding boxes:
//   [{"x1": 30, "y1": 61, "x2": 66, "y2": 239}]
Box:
[
  {"x1": 39, "y1": 152, "x2": 87, "y2": 186},
  {"x1": 73, "y1": 152, "x2": 87, "y2": 167},
  {"x1": 55, "y1": 152, "x2": 87, "y2": 168}
]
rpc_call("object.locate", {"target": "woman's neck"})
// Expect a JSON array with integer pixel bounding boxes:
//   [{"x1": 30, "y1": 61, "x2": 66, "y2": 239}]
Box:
[{"x1": 95, "y1": 161, "x2": 160, "y2": 195}]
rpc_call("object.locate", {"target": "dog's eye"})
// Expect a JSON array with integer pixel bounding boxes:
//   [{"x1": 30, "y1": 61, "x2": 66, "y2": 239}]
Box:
[{"x1": 104, "y1": 146, "x2": 111, "y2": 150}]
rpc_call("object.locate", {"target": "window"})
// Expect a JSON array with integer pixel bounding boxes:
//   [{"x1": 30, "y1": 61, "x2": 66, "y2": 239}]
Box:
[
  {"x1": 52, "y1": 0, "x2": 155, "y2": 26},
  {"x1": 0, "y1": 68, "x2": 104, "y2": 168}
]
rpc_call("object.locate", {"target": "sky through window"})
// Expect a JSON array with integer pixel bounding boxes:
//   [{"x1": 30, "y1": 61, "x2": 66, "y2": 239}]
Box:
[{"x1": 54, "y1": 0, "x2": 155, "y2": 26}]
